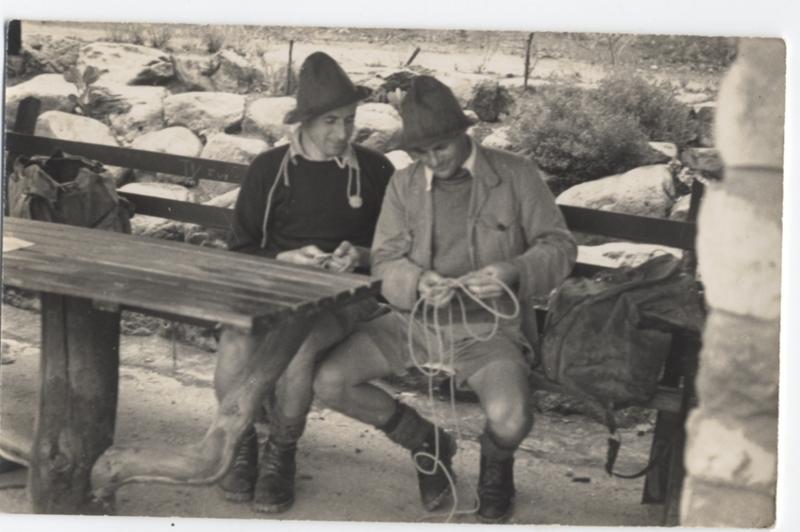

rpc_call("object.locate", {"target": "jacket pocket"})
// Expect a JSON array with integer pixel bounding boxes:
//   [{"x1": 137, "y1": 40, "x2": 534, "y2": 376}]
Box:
[{"x1": 474, "y1": 211, "x2": 523, "y2": 263}]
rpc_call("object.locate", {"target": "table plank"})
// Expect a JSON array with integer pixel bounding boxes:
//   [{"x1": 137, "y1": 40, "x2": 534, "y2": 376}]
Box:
[
  {"x1": 3, "y1": 218, "x2": 381, "y2": 332},
  {"x1": 10, "y1": 218, "x2": 371, "y2": 291}
]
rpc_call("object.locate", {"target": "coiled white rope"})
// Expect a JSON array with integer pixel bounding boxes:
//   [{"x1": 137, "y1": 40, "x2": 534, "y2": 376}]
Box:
[{"x1": 407, "y1": 273, "x2": 520, "y2": 522}]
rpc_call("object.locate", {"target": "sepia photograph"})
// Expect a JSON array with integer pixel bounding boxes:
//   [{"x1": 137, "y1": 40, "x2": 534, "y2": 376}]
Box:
[{"x1": 0, "y1": 1, "x2": 794, "y2": 530}]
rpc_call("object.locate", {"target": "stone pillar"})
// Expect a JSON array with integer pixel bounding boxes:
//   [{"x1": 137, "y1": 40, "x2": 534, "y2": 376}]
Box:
[{"x1": 681, "y1": 39, "x2": 785, "y2": 527}]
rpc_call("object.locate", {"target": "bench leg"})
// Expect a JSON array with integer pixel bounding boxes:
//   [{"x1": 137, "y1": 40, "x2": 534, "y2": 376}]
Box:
[
  {"x1": 90, "y1": 319, "x2": 312, "y2": 500},
  {"x1": 642, "y1": 409, "x2": 682, "y2": 504},
  {"x1": 661, "y1": 422, "x2": 686, "y2": 526},
  {"x1": 29, "y1": 294, "x2": 120, "y2": 514}
]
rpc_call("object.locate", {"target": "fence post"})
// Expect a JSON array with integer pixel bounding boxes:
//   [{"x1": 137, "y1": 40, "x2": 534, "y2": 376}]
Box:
[
  {"x1": 524, "y1": 33, "x2": 534, "y2": 90},
  {"x1": 285, "y1": 40, "x2": 294, "y2": 95},
  {"x1": 405, "y1": 47, "x2": 421, "y2": 67}
]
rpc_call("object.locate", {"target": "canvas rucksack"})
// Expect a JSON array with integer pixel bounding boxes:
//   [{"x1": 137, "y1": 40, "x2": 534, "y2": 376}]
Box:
[
  {"x1": 8, "y1": 150, "x2": 132, "y2": 233},
  {"x1": 541, "y1": 253, "x2": 705, "y2": 476}
]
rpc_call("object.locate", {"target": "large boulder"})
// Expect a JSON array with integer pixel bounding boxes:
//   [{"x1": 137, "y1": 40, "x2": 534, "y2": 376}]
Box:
[
  {"x1": 86, "y1": 82, "x2": 167, "y2": 144},
  {"x1": 34, "y1": 110, "x2": 127, "y2": 184},
  {"x1": 353, "y1": 103, "x2": 402, "y2": 153},
  {"x1": 556, "y1": 164, "x2": 676, "y2": 218},
  {"x1": 130, "y1": 127, "x2": 203, "y2": 186},
  {"x1": 242, "y1": 96, "x2": 296, "y2": 143},
  {"x1": 5, "y1": 74, "x2": 77, "y2": 128},
  {"x1": 195, "y1": 133, "x2": 269, "y2": 202},
  {"x1": 693, "y1": 102, "x2": 716, "y2": 147},
  {"x1": 481, "y1": 126, "x2": 514, "y2": 150},
  {"x1": 164, "y1": 92, "x2": 245, "y2": 138},
  {"x1": 76, "y1": 42, "x2": 174, "y2": 86},
  {"x1": 669, "y1": 194, "x2": 693, "y2": 221},
  {"x1": 172, "y1": 53, "x2": 218, "y2": 92},
  {"x1": 210, "y1": 50, "x2": 265, "y2": 93},
  {"x1": 385, "y1": 150, "x2": 413, "y2": 171},
  {"x1": 648, "y1": 141, "x2": 679, "y2": 161},
  {"x1": 681, "y1": 147, "x2": 723, "y2": 177}
]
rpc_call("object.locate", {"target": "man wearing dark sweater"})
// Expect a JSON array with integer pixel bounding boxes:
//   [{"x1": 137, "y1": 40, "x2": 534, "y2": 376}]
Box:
[{"x1": 217, "y1": 52, "x2": 393, "y2": 513}]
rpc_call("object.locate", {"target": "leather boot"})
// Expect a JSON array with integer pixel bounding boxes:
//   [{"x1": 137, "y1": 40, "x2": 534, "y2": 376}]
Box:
[
  {"x1": 218, "y1": 425, "x2": 258, "y2": 502},
  {"x1": 252, "y1": 436, "x2": 297, "y2": 513},
  {"x1": 412, "y1": 427, "x2": 457, "y2": 511},
  {"x1": 252, "y1": 412, "x2": 306, "y2": 514},
  {"x1": 477, "y1": 453, "x2": 516, "y2": 523},
  {"x1": 381, "y1": 401, "x2": 457, "y2": 511}
]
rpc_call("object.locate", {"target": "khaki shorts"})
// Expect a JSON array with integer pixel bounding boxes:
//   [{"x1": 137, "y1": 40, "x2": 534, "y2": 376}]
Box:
[
  {"x1": 330, "y1": 297, "x2": 388, "y2": 334},
  {"x1": 357, "y1": 309, "x2": 531, "y2": 387}
]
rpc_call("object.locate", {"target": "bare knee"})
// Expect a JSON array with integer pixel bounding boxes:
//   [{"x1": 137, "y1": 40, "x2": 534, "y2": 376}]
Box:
[
  {"x1": 312, "y1": 360, "x2": 349, "y2": 407},
  {"x1": 483, "y1": 396, "x2": 533, "y2": 446},
  {"x1": 312, "y1": 332, "x2": 376, "y2": 406}
]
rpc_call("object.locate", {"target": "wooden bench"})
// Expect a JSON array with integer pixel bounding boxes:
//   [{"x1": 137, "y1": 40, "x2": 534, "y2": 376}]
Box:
[{"x1": 4, "y1": 97, "x2": 701, "y2": 523}]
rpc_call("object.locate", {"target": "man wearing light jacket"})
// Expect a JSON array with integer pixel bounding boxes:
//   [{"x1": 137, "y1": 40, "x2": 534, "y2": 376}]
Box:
[{"x1": 312, "y1": 75, "x2": 576, "y2": 523}]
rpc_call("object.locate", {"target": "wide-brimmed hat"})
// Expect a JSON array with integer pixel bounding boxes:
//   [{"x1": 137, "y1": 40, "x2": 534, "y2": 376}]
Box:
[
  {"x1": 398, "y1": 75, "x2": 477, "y2": 150},
  {"x1": 284, "y1": 52, "x2": 371, "y2": 124}
]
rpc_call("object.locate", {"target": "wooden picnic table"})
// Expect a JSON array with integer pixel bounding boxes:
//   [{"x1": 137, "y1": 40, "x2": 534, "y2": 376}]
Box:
[{"x1": 0, "y1": 217, "x2": 380, "y2": 514}]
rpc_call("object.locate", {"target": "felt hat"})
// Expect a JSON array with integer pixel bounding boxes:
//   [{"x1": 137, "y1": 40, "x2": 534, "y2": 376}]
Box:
[
  {"x1": 398, "y1": 75, "x2": 477, "y2": 150},
  {"x1": 283, "y1": 52, "x2": 371, "y2": 124}
]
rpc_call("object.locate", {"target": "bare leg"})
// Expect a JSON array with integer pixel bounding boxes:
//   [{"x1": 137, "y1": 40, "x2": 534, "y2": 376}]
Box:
[
  {"x1": 274, "y1": 311, "x2": 347, "y2": 419},
  {"x1": 312, "y1": 331, "x2": 396, "y2": 426},
  {"x1": 466, "y1": 359, "x2": 533, "y2": 447},
  {"x1": 91, "y1": 320, "x2": 312, "y2": 499}
]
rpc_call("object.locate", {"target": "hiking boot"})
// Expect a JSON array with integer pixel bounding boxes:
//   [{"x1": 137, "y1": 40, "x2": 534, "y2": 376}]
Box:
[
  {"x1": 252, "y1": 437, "x2": 297, "y2": 514},
  {"x1": 411, "y1": 429, "x2": 457, "y2": 511},
  {"x1": 477, "y1": 454, "x2": 515, "y2": 523},
  {"x1": 218, "y1": 426, "x2": 258, "y2": 502}
]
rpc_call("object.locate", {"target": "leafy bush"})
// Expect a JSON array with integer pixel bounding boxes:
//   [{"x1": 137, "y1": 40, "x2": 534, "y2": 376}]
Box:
[
  {"x1": 512, "y1": 75, "x2": 695, "y2": 189},
  {"x1": 469, "y1": 80, "x2": 513, "y2": 122},
  {"x1": 596, "y1": 74, "x2": 697, "y2": 145},
  {"x1": 200, "y1": 26, "x2": 226, "y2": 53},
  {"x1": 512, "y1": 85, "x2": 652, "y2": 189},
  {"x1": 147, "y1": 25, "x2": 172, "y2": 49}
]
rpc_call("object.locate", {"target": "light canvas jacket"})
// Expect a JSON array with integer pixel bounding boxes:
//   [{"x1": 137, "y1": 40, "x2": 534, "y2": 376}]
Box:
[{"x1": 371, "y1": 142, "x2": 577, "y2": 350}]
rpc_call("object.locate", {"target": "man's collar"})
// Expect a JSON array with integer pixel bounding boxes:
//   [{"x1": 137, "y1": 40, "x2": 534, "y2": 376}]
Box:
[
  {"x1": 423, "y1": 136, "x2": 477, "y2": 191},
  {"x1": 286, "y1": 123, "x2": 360, "y2": 171}
]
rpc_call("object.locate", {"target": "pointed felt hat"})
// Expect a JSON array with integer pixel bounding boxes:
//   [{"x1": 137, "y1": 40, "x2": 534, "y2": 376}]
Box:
[
  {"x1": 398, "y1": 75, "x2": 477, "y2": 150},
  {"x1": 283, "y1": 52, "x2": 371, "y2": 124}
]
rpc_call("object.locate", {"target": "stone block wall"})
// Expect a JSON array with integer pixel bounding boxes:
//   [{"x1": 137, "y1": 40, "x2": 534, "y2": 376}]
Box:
[{"x1": 681, "y1": 38, "x2": 784, "y2": 527}]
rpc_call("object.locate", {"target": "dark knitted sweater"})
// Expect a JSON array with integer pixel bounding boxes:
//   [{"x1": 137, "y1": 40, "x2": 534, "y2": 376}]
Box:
[{"x1": 228, "y1": 144, "x2": 394, "y2": 258}]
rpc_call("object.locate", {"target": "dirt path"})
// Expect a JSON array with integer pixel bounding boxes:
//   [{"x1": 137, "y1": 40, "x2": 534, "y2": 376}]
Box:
[{"x1": 0, "y1": 304, "x2": 663, "y2": 525}]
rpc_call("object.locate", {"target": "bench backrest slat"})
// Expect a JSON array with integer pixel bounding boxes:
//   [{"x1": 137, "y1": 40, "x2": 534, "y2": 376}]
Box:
[
  {"x1": 6, "y1": 132, "x2": 247, "y2": 184},
  {"x1": 118, "y1": 192, "x2": 234, "y2": 228},
  {"x1": 560, "y1": 205, "x2": 695, "y2": 250}
]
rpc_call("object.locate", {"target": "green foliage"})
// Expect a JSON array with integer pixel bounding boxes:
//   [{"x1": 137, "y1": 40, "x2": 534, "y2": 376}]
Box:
[
  {"x1": 595, "y1": 74, "x2": 697, "y2": 145},
  {"x1": 470, "y1": 80, "x2": 514, "y2": 122},
  {"x1": 512, "y1": 75, "x2": 695, "y2": 190},
  {"x1": 147, "y1": 26, "x2": 172, "y2": 49},
  {"x1": 200, "y1": 26, "x2": 226, "y2": 53},
  {"x1": 63, "y1": 65, "x2": 108, "y2": 117},
  {"x1": 512, "y1": 85, "x2": 652, "y2": 188}
]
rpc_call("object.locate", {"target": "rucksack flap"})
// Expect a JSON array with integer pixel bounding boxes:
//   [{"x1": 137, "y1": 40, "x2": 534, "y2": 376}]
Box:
[
  {"x1": 541, "y1": 254, "x2": 704, "y2": 409},
  {"x1": 9, "y1": 151, "x2": 131, "y2": 233}
]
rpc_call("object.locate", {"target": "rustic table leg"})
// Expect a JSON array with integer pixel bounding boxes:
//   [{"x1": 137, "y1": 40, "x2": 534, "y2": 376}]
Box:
[
  {"x1": 90, "y1": 318, "x2": 312, "y2": 500},
  {"x1": 29, "y1": 294, "x2": 120, "y2": 514}
]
